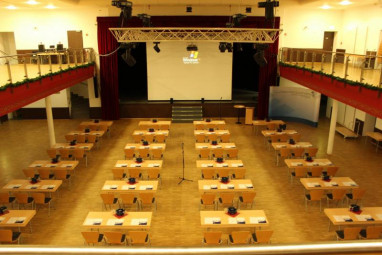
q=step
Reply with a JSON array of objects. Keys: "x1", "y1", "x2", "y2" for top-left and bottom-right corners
[
  {"x1": 172, "y1": 118, "x2": 202, "y2": 123},
  {"x1": 172, "y1": 109, "x2": 203, "y2": 113},
  {"x1": 172, "y1": 115, "x2": 203, "y2": 119}
]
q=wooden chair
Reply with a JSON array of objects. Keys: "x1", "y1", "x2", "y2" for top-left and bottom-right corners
[
  {"x1": 112, "y1": 168, "x2": 126, "y2": 180},
  {"x1": 65, "y1": 134, "x2": 76, "y2": 142},
  {"x1": 195, "y1": 134, "x2": 206, "y2": 143},
  {"x1": 199, "y1": 148, "x2": 210, "y2": 159},
  {"x1": 32, "y1": 192, "x2": 53, "y2": 216},
  {"x1": 76, "y1": 134, "x2": 86, "y2": 143},
  {"x1": 216, "y1": 124, "x2": 226, "y2": 130},
  {"x1": 252, "y1": 230, "x2": 273, "y2": 244},
  {"x1": 277, "y1": 148, "x2": 290, "y2": 166},
  {"x1": 207, "y1": 133, "x2": 218, "y2": 142},
  {"x1": 290, "y1": 147, "x2": 305, "y2": 158},
  {"x1": 346, "y1": 188, "x2": 366, "y2": 206},
  {"x1": 53, "y1": 169, "x2": 72, "y2": 188},
  {"x1": 72, "y1": 148, "x2": 87, "y2": 167},
  {"x1": 138, "y1": 148, "x2": 150, "y2": 159},
  {"x1": 266, "y1": 123, "x2": 277, "y2": 130},
  {"x1": 132, "y1": 134, "x2": 142, "y2": 143},
  {"x1": 307, "y1": 167, "x2": 323, "y2": 177},
  {"x1": 201, "y1": 168, "x2": 215, "y2": 179},
  {"x1": 89, "y1": 124, "x2": 99, "y2": 131},
  {"x1": 77, "y1": 124, "x2": 88, "y2": 131},
  {"x1": 81, "y1": 231, "x2": 104, "y2": 245},
  {"x1": 327, "y1": 189, "x2": 346, "y2": 207},
  {"x1": 336, "y1": 227, "x2": 361, "y2": 241},
  {"x1": 128, "y1": 168, "x2": 142, "y2": 179},
  {"x1": 195, "y1": 124, "x2": 205, "y2": 130},
  {"x1": 238, "y1": 191, "x2": 256, "y2": 209},
  {"x1": 305, "y1": 147, "x2": 318, "y2": 158},
  {"x1": 267, "y1": 135, "x2": 280, "y2": 150},
  {"x1": 0, "y1": 229, "x2": 21, "y2": 244},
  {"x1": 216, "y1": 168, "x2": 230, "y2": 179},
  {"x1": 15, "y1": 193, "x2": 34, "y2": 209},
  {"x1": 104, "y1": 231, "x2": 127, "y2": 245},
  {"x1": 87, "y1": 134, "x2": 98, "y2": 148},
  {"x1": 0, "y1": 192, "x2": 16, "y2": 208},
  {"x1": 38, "y1": 168, "x2": 55, "y2": 180},
  {"x1": 120, "y1": 193, "x2": 138, "y2": 211},
  {"x1": 200, "y1": 193, "x2": 216, "y2": 210},
  {"x1": 326, "y1": 166, "x2": 339, "y2": 177},
  {"x1": 155, "y1": 134, "x2": 166, "y2": 143},
  {"x1": 23, "y1": 168, "x2": 36, "y2": 179},
  {"x1": 226, "y1": 148, "x2": 239, "y2": 159},
  {"x1": 128, "y1": 231, "x2": 150, "y2": 246},
  {"x1": 228, "y1": 231, "x2": 252, "y2": 245},
  {"x1": 206, "y1": 123, "x2": 216, "y2": 130},
  {"x1": 279, "y1": 134, "x2": 289, "y2": 142},
  {"x1": 124, "y1": 148, "x2": 135, "y2": 159},
  {"x1": 359, "y1": 226, "x2": 382, "y2": 239},
  {"x1": 232, "y1": 168, "x2": 246, "y2": 179},
  {"x1": 211, "y1": 148, "x2": 224, "y2": 158},
  {"x1": 202, "y1": 231, "x2": 223, "y2": 245},
  {"x1": 147, "y1": 168, "x2": 161, "y2": 187},
  {"x1": 218, "y1": 193, "x2": 235, "y2": 208},
  {"x1": 47, "y1": 148, "x2": 57, "y2": 159},
  {"x1": 159, "y1": 124, "x2": 170, "y2": 130},
  {"x1": 58, "y1": 148, "x2": 72, "y2": 160},
  {"x1": 290, "y1": 167, "x2": 307, "y2": 183},
  {"x1": 99, "y1": 125, "x2": 110, "y2": 136},
  {"x1": 100, "y1": 193, "x2": 119, "y2": 210},
  {"x1": 290, "y1": 133, "x2": 301, "y2": 142},
  {"x1": 220, "y1": 133, "x2": 230, "y2": 143},
  {"x1": 139, "y1": 193, "x2": 156, "y2": 211},
  {"x1": 143, "y1": 134, "x2": 155, "y2": 143},
  {"x1": 305, "y1": 190, "x2": 324, "y2": 211},
  {"x1": 151, "y1": 148, "x2": 163, "y2": 160}
]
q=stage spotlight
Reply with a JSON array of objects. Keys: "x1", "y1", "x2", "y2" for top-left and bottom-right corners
[
  {"x1": 232, "y1": 13, "x2": 247, "y2": 27},
  {"x1": 120, "y1": 43, "x2": 136, "y2": 67},
  {"x1": 258, "y1": 0, "x2": 279, "y2": 21},
  {"x1": 187, "y1": 44, "x2": 197, "y2": 51},
  {"x1": 153, "y1": 42, "x2": 160, "y2": 53},
  {"x1": 112, "y1": 0, "x2": 133, "y2": 20},
  {"x1": 226, "y1": 43, "x2": 233, "y2": 52},
  {"x1": 253, "y1": 44, "x2": 268, "y2": 67},
  {"x1": 245, "y1": 7, "x2": 252, "y2": 13},
  {"x1": 219, "y1": 42, "x2": 226, "y2": 53},
  {"x1": 186, "y1": 6, "x2": 192, "y2": 12},
  {"x1": 138, "y1": 13, "x2": 151, "y2": 27}
]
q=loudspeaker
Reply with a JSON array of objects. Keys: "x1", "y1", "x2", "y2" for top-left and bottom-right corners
[
  {"x1": 170, "y1": 98, "x2": 173, "y2": 104},
  {"x1": 201, "y1": 98, "x2": 205, "y2": 104},
  {"x1": 93, "y1": 76, "x2": 99, "y2": 98}
]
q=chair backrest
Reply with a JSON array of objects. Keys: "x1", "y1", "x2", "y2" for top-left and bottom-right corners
[
  {"x1": 220, "y1": 134, "x2": 230, "y2": 143},
  {"x1": 309, "y1": 190, "x2": 324, "y2": 201},
  {"x1": 147, "y1": 168, "x2": 160, "y2": 180},
  {"x1": 138, "y1": 148, "x2": 150, "y2": 158},
  {"x1": 47, "y1": 148, "x2": 57, "y2": 159},
  {"x1": 23, "y1": 168, "x2": 35, "y2": 178},
  {"x1": 0, "y1": 230, "x2": 13, "y2": 242},
  {"x1": 204, "y1": 231, "x2": 222, "y2": 244},
  {"x1": 89, "y1": 124, "x2": 99, "y2": 131},
  {"x1": 280, "y1": 148, "x2": 290, "y2": 157},
  {"x1": 159, "y1": 124, "x2": 170, "y2": 130},
  {"x1": 129, "y1": 231, "x2": 148, "y2": 245},
  {"x1": 309, "y1": 167, "x2": 323, "y2": 177},
  {"x1": 290, "y1": 133, "x2": 301, "y2": 142},
  {"x1": 195, "y1": 134, "x2": 205, "y2": 143},
  {"x1": 32, "y1": 193, "x2": 46, "y2": 204},
  {"x1": 129, "y1": 168, "x2": 142, "y2": 179},
  {"x1": 104, "y1": 231, "x2": 124, "y2": 244},
  {"x1": 352, "y1": 188, "x2": 366, "y2": 200},
  {"x1": 326, "y1": 166, "x2": 339, "y2": 177},
  {"x1": 206, "y1": 123, "x2": 216, "y2": 129},
  {"x1": 216, "y1": 124, "x2": 226, "y2": 130},
  {"x1": 365, "y1": 226, "x2": 382, "y2": 239},
  {"x1": 233, "y1": 168, "x2": 246, "y2": 179},
  {"x1": 124, "y1": 148, "x2": 135, "y2": 159},
  {"x1": 81, "y1": 231, "x2": 101, "y2": 244},
  {"x1": 294, "y1": 167, "x2": 307, "y2": 178},
  {"x1": 279, "y1": 134, "x2": 289, "y2": 142},
  {"x1": 207, "y1": 134, "x2": 218, "y2": 142},
  {"x1": 65, "y1": 134, "x2": 75, "y2": 142},
  {"x1": 0, "y1": 193, "x2": 10, "y2": 204},
  {"x1": 241, "y1": 191, "x2": 256, "y2": 203},
  {"x1": 226, "y1": 148, "x2": 239, "y2": 159},
  {"x1": 155, "y1": 134, "x2": 166, "y2": 143},
  {"x1": 144, "y1": 134, "x2": 155, "y2": 143},
  {"x1": 112, "y1": 168, "x2": 125, "y2": 179},
  {"x1": 267, "y1": 123, "x2": 276, "y2": 130},
  {"x1": 72, "y1": 148, "x2": 85, "y2": 159},
  {"x1": 212, "y1": 148, "x2": 224, "y2": 158},
  {"x1": 120, "y1": 193, "x2": 136, "y2": 205},
  {"x1": 270, "y1": 135, "x2": 279, "y2": 143},
  {"x1": 201, "y1": 168, "x2": 215, "y2": 179},
  {"x1": 231, "y1": 231, "x2": 251, "y2": 244},
  {"x1": 220, "y1": 193, "x2": 235, "y2": 204},
  {"x1": 77, "y1": 124, "x2": 87, "y2": 131},
  {"x1": 100, "y1": 193, "x2": 115, "y2": 205},
  {"x1": 291, "y1": 147, "x2": 305, "y2": 157},
  {"x1": 87, "y1": 134, "x2": 97, "y2": 143},
  {"x1": 140, "y1": 193, "x2": 155, "y2": 205},
  {"x1": 201, "y1": 193, "x2": 215, "y2": 205},
  {"x1": 59, "y1": 149, "x2": 71, "y2": 160},
  {"x1": 199, "y1": 148, "x2": 210, "y2": 159},
  {"x1": 254, "y1": 230, "x2": 273, "y2": 244},
  {"x1": 195, "y1": 124, "x2": 205, "y2": 130},
  {"x1": 38, "y1": 169, "x2": 52, "y2": 180},
  {"x1": 15, "y1": 193, "x2": 29, "y2": 204},
  {"x1": 151, "y1": 149, "x2": 163, "y2": 159},
  {"x1": 306, "y1": 147, "x2": 318, "y2": 157},
  {"x1": 53, "y1": 169, "x2": 69, "y2": 180},
  {"x1": 132, "y1": 134, "x2": 142, "y2": 143},
  {"x1": 332, "y1": 189, "x2": 346, "y2": 200},
  {"x1": 217, "y1": 168, "x2": 230, "y2": 178},
  {"x1": 76, "y1": 134, "x2": 86, "y2": 143},
  {"x1": 343, "y1": 227, "x2": 362, "y2": 240},
  {"x1": 98, "y1": 125, "x2": 109, "y2": 132}
]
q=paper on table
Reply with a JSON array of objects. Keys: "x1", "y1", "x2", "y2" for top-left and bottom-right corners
[
  {"x1": 107, "y1": 219, "x2": 124, "y2": 226},
  {"x1": 291, "y1": 162, "x2": 303, "y2": 166},
  {"x1": 355, "y1": 215, "x2": 372, "y2": 221},
  {"x1": 6, "y1": 184, "x2": 21, "y2": 189},
  {"x1": 250, "y1": 217, "x2": 266, "y2": 223},
  {"x1": 236, "y1": 217, "x2": 245, "y2": 223},
  {"x1": 116, "y1": 164, "x2": 128, "y2": 167},
  {"x1": 307, "y1": 182, "x2": 320, "y2": 187},
  {"x1": 122, "y1": 185, "x2": 129, "y2": 190},
  {"x1": 103, "y1": 185, "x2": 111, "y2": 190},
  {"x1": 41, "y1": 185, "x2": 55, "y2": 189},
  {"x1": 146, "y1": 185, "x2": 153, "y2": 190},
  {"x1": 343, "y1": 182, "x2": 357, "y2": 186},
  {"x1": 7, "y1": 217, "x2": 26, "y2": 224},
  {"x1": 139, "y1": 186, "x2": 147, "y2": 190},
  {"x1": 153, "y1": 164, "x2": 160, "y2": 167},
  {"x1": 220, "y1": 184, "x2": 228, "y2": 189},
  {"x1": 238, "y1": 184, "x2": 247, "y2": 189},
  {"x1": 26, "y1": 185, "x2": 40, "y2": 189},
  {"x1": 61, "y1": 164, "x2": 73, "y2": 168},
  {"x1": 148, "y1": 164, "x2": 154, "y2": 167},
  {"x1": 84, "y1": 218, "x2": 103, "y2": 225},
  {"x1": 228, "y1": 218, "x2": 237, "y2": 224},
  {"x1": 131, "y1": 218, "x2": 148, "y2": 226},
  {"x1": 29, "y1": 164, "x2": 42, "y2": 167},
  {"x1": 204, "y1": 217, "x2": 214, "y2": 224},
  {"x1": 0, "y1": 217, "x2": 5, "y2": 222},
  {"x1": 203, "y1": 185, "x2": 210, "y2": 190}
]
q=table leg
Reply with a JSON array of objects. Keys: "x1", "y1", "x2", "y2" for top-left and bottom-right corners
[{"x1": 236, "y1": 109, "x2": 241, "y2": 124}]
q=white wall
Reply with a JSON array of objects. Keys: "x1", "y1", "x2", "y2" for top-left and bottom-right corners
[
  {"x1": 0, "y1": 32, "x2": 17, "y2": 65},
  {"x1": 71, "y1": 82, "x2": 89, "y2": 99},
  {"x1": 23, "y1": 88, "x2": 69, "y2": 108}
]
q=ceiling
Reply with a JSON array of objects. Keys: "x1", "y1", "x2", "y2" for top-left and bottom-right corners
[{"x1": 0, "y1": 0, "x2": 380, "y2": 10}]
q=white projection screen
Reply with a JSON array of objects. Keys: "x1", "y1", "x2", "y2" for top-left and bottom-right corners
[{"x1": 147, "y1": 42, "x2": 233, "y2": 100}]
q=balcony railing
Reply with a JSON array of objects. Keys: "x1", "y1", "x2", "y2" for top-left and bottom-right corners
[
  {"x1": 0, "y1": 48, "x2": 96, "y2": 89},
  {"x1": 279, "y1": 47, "x2": 382, "y2": 88}
]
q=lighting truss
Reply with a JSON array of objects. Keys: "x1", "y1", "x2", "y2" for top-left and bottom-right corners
[{"x1": 109, "y1": 27, "x2": 281, "y2": 43}]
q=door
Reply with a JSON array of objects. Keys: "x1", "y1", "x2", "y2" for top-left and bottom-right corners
[
  {"x1": 67, "y1": 30, "x2": 83, "y2": 64},
  {"x1": 323, "y1": 31, "x2": 335, "y2": 62},
  {"x1": 354, "y1": 119, "x2": 364, "y2": 135}
]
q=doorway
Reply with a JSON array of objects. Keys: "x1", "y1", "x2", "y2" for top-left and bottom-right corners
[
  {"x1": 67, "y1": 30, "x2": 83, "y2": 64},
  {"x1": 323, "y1": 31, "x2": 335, "y2": 62}
]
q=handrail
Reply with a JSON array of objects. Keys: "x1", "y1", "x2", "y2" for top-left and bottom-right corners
[{"x1": 1, "y1": 241, "x2": 382, "y2": 254}]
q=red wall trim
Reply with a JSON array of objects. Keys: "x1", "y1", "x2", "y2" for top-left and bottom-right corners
[
  {"x1": 279, "y1": 66, "x2": 382, "y2": 119},
  {"x1": 0, "y1": 66, "x2": 94, "y2": 117}
]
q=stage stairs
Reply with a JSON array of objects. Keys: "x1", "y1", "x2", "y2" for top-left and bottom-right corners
[{"x1": 171, "y1": 105, "x2": 203, "y2": 123}]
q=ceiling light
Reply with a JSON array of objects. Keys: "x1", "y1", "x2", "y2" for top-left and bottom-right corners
[
  {"x1": 153, "y1": 42, "x2": 160, "y2": 53},
  {"x1": 226, "y1": 43, "x2": 233, "y2": 53},
  {"x1": 320, "y1": 4, "x2": 332, "y2": 9},
  {"x1": 339, "y1": 0, "x2": 352, "y2": 5},
  {"x1": 26, "y1": 0, "x2": 39, "y2": 5},
  {"x1": 186, "y1": 44, "x2": 197, "y2": 51},
  {"x1": 45, "y1": 4, "x2": 57, "y2": 9},
  {"x1": 6, "y1": 5, "x2": 17, "y2": 9}
]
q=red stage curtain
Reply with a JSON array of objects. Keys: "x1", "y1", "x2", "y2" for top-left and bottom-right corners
[{"x1": 97, "y1": 17, "x2": 120, "y2": 120}]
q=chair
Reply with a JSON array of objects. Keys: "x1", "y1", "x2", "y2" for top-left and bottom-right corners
[
  {"x1": 100, "y1": 193, "x2": 119, "y2": 210},
  {"x1": 124, "y1": 148, "x2": 135, "y2": 159},
  {"x1": 216, "y1": 124, "x2": 226, "y2": 130},
  {"x1": 207, "y1": 133, "x2": 218, "y2": 142},
  {"x1": 143, "y1": 134, "x2": 155, "y2": 143},
  {"x1": 81, "y1": 231, "x2": 104, "y2": 245},
  {"x1": 232, "y1": 168, "x2": 246, "y2": 179},
  {"x1": 159, "y1": 124, "x2": 170, "y2": 130},
  {"x1": 151, "y1": 148, "x2": 163, "y2": 160},
  {"x1": 76, "y1": 134, "x2": 86, "y2": 143},
  {"x1": 226, "y1": 148, "x2": 239, "y2": 159},
  {"x1": 89, "y1": 124, "x2": 99, "y2": 131},
  {"x1": 147, "y1": 168, "x2": 161, "y2": 186},
  {"x1": 15, "y1": 193, "x2": 34, "y2": 209},
  {"x1": 38, "y1": 168, "x2": 55, "y2": 180},
  {"x1": 266, "y1": 123, "x2": 277, "y2": 130},
  {"x1": 47, "y1": 148, "x2": 57, "y2": 159},
  {"x1": 195, "y1": 134, "x2": 206, "y2": 143},
  {"x1": 238, "y1": 191, "x2": 256, "y2": 209},
  {"x1": 132, "y1": 134, "x2": 142, "y2": 143},
  {"x1": 53, "y1": 169, "x2": 71, "y2": 188},
  {"x1": 112, "y1": 168, "x2": 127, "y2": 180},
  {"x1": 206, "y1": 123, "x2": 216, "y2": 130},
  {"x1": 139, "y1": 193, "x2": 156, "y2": 211},
  {"x1": 307, "y1": 167, "x2": 323, "y2": 177},
  {"x1": 345, "y1": 188, "x2": 366, "y2": 206},
  {"x1": 128, "y1": 231, "x2": 150, "y2": 246},
  {"x1": 252, "y1": 230, "x2": 273, "y2": 244},
  {"x1": 99, "y1": 125, "x2": 110, "y2": 136},
  {"x1": 65, "y1": 134, "x2": 76, "y2": 142},
  {"x1": 279, "y1": 134, "x2": 289, "y2": 142},
  {"x1": 128, "y1": 168, "x2": 142, "y2": 179},
  {"x1": 32, "y1": 193, "x2": 53, "y2": 216},
  {"x1": 104, "y1": 231, "x2": 127, "y2": 245},
  {"x1": 290, "y1": 167, "x2": 307, "y2": 183},
  {"x1": 290, "y1": 147, "x2": 305, "y2": 158},
  {"x1": 326, "y1": 166, "x2": 339, "y2": 177},
  {"x1": 359, "y1": 226, "x2": 382, "y2": 239},
  {"x1": 277, "y1": 148, "x2": 290, "y2": 166},
  {"x1": 0, "y1": 193, "x2": 16, "y2": 208},
  {"x1": 0, "y1": 230, "x2": 21, "y2": 244},
  {"x1": 212, "y1": 148, "x2": 224, "y2": 158},
  {"x1": 120, "y1": 193, "x2": 138, "y2": 210},
  {"x1": 267, "y1": 135, "x2": 280, "y2": 150},
  {"x1": 218, "y1": 193, "x2": 235, "y2": 208},
  {"x1": 87, "y1": 134, "x2": 98, "y2": 148},
  {"x1": 201, "y1": 168, "x2": 215, "y2": 179},
  {"x1": 195, "y1": 124, "x2": 205, "y2": 130},
  {"x1": 305, "y1": 190, "x2": 324, "y2": 211},
  {"x1": 155, "y1": 134, "x2": 166, "y2": 143},
  {"x1": 138, "y1": 148, "x2": 150, "y2": 159},
  {"x1": 200, "y1": 193, "x2": 216, "y2": 210},
  {"x1": 228, "y1": 231, "x2": 252, "y2": 245},
  {"x1": 202, "y1": 231, "x2": 223, "y2": 245},
  {"x1": 23, "y1": 168, "x2": 37, "y2": 179},
  {"x1": 216, "y1": 168, "x2": 230, "y2": 179},
  {"x1": 199, "y1": 148, "x2": 210, "y2": 159},
  {"x1": 72, "y1": 148, "x2": 87, "y2": 167},
  {"x1": 220, "y1": 133, "x2": 230, "y2": 143},
  {"x1": 305, "y1": 147, "x2": 318, "y2": 158},
  {"x1": 326, "y1": 189, "x2": 346, "y2": 207},
  {"x1": 77, "y1": 124, "x2": 87, "y2": 131},
  {"x1": 290, "y1": 133, "x2": 301, "y2": 142},
  {"x1": 336, "y1": 227, "x2": 361, "y2": 241},
  {"x1": 59, "y1": 148, "x2": 72, "y2": 160}
]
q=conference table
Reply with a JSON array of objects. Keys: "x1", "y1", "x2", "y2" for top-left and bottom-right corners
[
  {"x1": 194, "y1": 130, "x2": 230, "y2": 138},
  {"x1": 198, "y1": 179, "x2": 253, "y2": 193},
  {"x1": 195, "y1": 143, "x2": 237, "y2": 150},
  {"x1": 124, "y1": 143, "x2": 166, "y2": 152},
  {"x1": 261, "y1": 130, "x2": 298, "y2": 137},
  {"x1": 200, "y1": 210, "x2": 269, "y2": 229},
  {"x1": 0, "y1": 210, "x2": 36, "y2": 230},
  {"x1": 83, "y1": 211, "x2": 152, "y2": 230},
  {"x1": 300, "y1": 177, "x2": 358, "y2": 191},
  {"x1": 271, "y1": 142, "x2": 313, "y2": 151},
  {"x1": 284, "y1": 159, "x2": 333, "y2": 169},
  {"x1": 365, "y1": 132, "x2": 382, "y2": 152},
  {"x1": 52, "y1": 143, "x2": 94, "y2": 151},
  {"x1": 193, "y1": 120, "x2": 226, "y2": 128},
  {"x1": 2, "y1": 179, "x2": 62, "y2": 194},
  {"x1": 324, "y1": 207, "x2": 382, "y2": 229},
  {"x1": 252, "y1": 120, "x2": 285, "y2": 134},
  {"x1": 133, "y1": 130, "x2": 169, "y2": 136},
  {"x1": 66, "y1": 130, "x2": 105, "y2": 138},
  {"x1": 80, "y1": 121, "x2": 113, "y2": 128},
  {"x1": 101, "y1": 180, "x2": 158, "y2": 193},
  {"x1": 28, "y1": 160, "x2": 79, "y2": 171},
  {"x1": 197, "y1": 160, "x2": 244, "y2": 169},
  {"x1": 138, "y1": 121, "x2": 171, "y2": 130},
  {"x1": 114, "y1": 160, "x2": 163, "y2": 175}
]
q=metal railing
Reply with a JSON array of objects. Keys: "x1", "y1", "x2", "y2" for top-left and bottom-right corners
[
  {"x1": 279, "y1": 47, "x2": 382, "y2": 88},
  {"x1": 0, "y1": 48, "x2": 95, "y2": 88}
]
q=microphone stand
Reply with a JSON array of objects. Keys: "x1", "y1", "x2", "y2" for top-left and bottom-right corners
[
  {"x1": 178, "y1": 142, "x2": 193, "y2": 184},
  {"x1": 219, "y1": 97, "x2": 222, "y2": 120}
]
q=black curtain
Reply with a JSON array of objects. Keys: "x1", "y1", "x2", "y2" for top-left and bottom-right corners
[{"x1": 232, "y1": 43, "x2": 259, "y2": 91}]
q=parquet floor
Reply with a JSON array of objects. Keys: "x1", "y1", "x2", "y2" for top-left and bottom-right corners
[{"x1": 0, "y1": 117, "x2": 382, "y2": 246}]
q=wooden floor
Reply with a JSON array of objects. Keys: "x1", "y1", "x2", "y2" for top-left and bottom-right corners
[{"x1": 0, "y1": 117, "x2": 382, "y2": 246}]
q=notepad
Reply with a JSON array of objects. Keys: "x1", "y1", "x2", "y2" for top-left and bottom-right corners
[
  {"x1": 204, "y1": 217, "x2": 214, "y2": 224},
  {"x1": 306, "y1": 182, "x2": 320, "y2": 187},
  {"x1": 7, "y1": 217, "x2": 25, "y2": 224},
  {"x1": 276, "y1": 145, "x2": 287, "y2": 148},
  {"x1": 116, "y1": 164, "x2": 128, "y2": 167},
  {"x1": 107, "y1": 219, "x2": 124, "y2": 226},
  {"x1": 84, "y1": 218, "x2": 103, "y2": 225},
  {"x1": 343, "y1": 182, "x2": 357, "y2": 186},
  {"x1": 210, "y1": 185, "x2": 218, "y2": 189},
  {"x1": 203, "y1": 185, "x2": 211, "y2": 190},
  {"x1": 250, "y1": 217, "x2": 267, "y2": 223},
  {"x1": 324, "y1": 182, "x2": 338, "y2": 187},
  {"x1": 131, "y1": 218, "x2": 148, "y2": 226},
  {"x1": 355, "y1": 215, "x2": 373, "y2": 221},
  {"x1": 227, "y1": 184, "x2": 235, "y2": 189},
  {"x1": 26, "y1": 185, "x2": 40, "y2": 189},
  {"x1": 236, "y1": 217, "x2": 246, "y2": 224},
  {"x1": 153, "y1": 164, "x2": 160, "y2": 167},
  {"x1": 29, "y1": 164, "x2": 42, "y2": 167},
  {"x1": 42, "y1": 185, "x2": 55, "y2": 189},
  {"x1": 238, "y1": 184, "x2": 247, "y2": 189},
  {"x1": 220, "y1": 184, "x2": 228, "y2": 189},
  {"x1": 228, "y1": 218, "x2": 237, "y2": 224},
  {"x1": 333, "y1": 215, "x2": 352, "y2": 222},
  {"x1": 6, "y1": 184, "x2": 21, "y2": 189},
  {"x1": 45, "y1": 164, "x2": 57, "y2": 168},
  {"x1": 128, "y1": 185, "x2": 136, "y2": 190},
  {"x1": 291, "y1": 162, "x2": 303, "y2": 166},
  {"x1": 246, "y1": 184, "x2": 254, "y2": 188},
  {"x1": 61, "y1": 164, "x2": 73, "y2": 168},
  {"x1": 146, "y1": 185, "x2": 153, "y2": 190}
]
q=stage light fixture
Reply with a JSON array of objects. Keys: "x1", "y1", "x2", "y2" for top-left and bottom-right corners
[
  {"x1": 186, "y1": 6, "x2": 192, "y2": 12},
  {"x1": 120, "y1": 43, "x2": 136, "y2": 67},
  {"x1": 232, "y1": 13, "x2": 247, "y2": 27},
  {"x1": 258, "y1": 0, "x2": 279, "y2": 21},
  {"x1": 253, "y1": 44, "x2": 268, "y2": 67},
  {"x1": 138, "y1": 13, "x2": 151, "y2": 27},
  {"x1": 187, "y1": 44, "x2": 197, "y2": 51},
  {"x1": 245, "y1": 7, "x2": 252, "y2": 13},
  {"x1": 226, "y1": 43, "x2": 233, "y2": 52},
  {"x1": 219, "y1": 42, "x2": 227, "y2": 53},
  {"x1": 112, "y1": 0, "x2": 133, "y2": 20},
  {"x1": 153, "y1": 42, "x2": 160, "y2": 53}
]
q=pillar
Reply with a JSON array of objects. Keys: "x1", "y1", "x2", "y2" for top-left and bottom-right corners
[
  {"x1": 327, "y1": 99, "x2": 338, "y2": 154},
  {"x1": 45, "y1": 96, "x2": 56, "y2": 147}
]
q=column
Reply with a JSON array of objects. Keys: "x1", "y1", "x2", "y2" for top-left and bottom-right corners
[
  {"x1": 327, "y1": 99, "x2": 338, "y2": 154},
  {"x1": 45, "y1": 96, "x2": 56, "y2": 147}
]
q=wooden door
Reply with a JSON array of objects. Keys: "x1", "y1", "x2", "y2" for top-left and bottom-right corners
[
  {"x1": 67, "y1": 31, "x2": 83, "y2": 64},
  {"x1": 323, "y1": 32, "x2": 335, "y2": 62}
]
